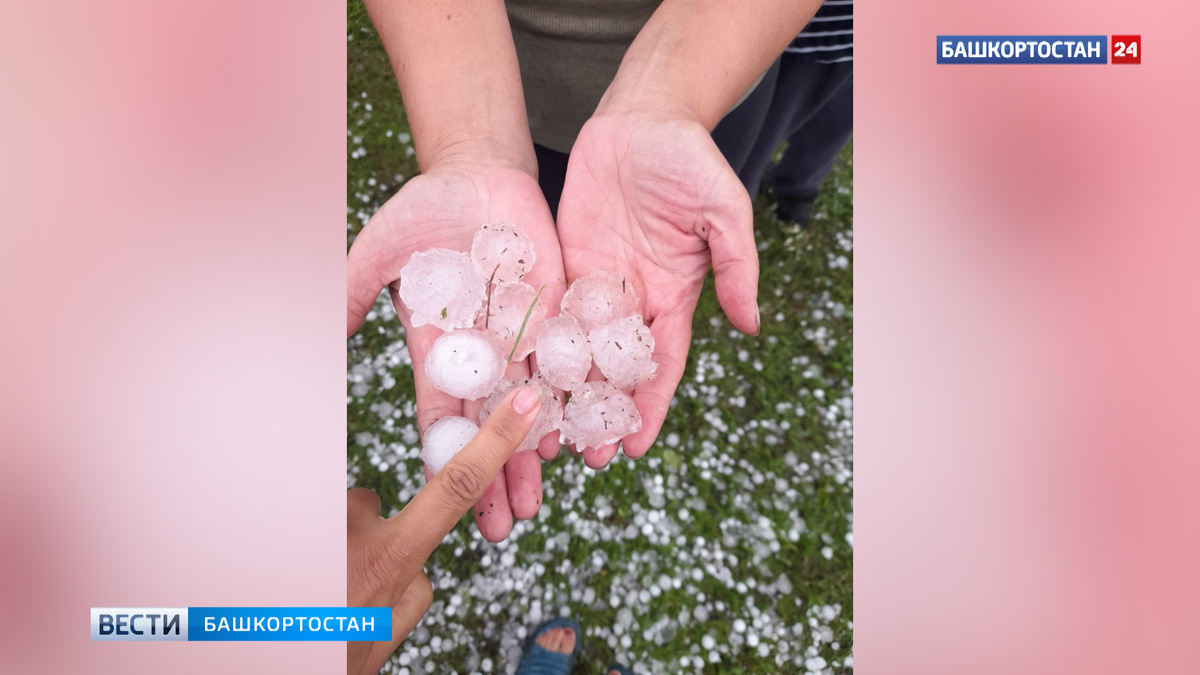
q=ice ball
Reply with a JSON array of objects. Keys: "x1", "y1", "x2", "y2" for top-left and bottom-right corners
[
  {"x1": 479, "y1": 373, "x2": 564, "y2": 451},
  {"x1": 424, "y1": 330, "x2": 506, "y2": 400},
  {"x1": 559, "y1": 381, "x2": 641, "y2": 451},
  {"x1": 471, "y1": 220, "x2": 536, "y2": 286},
  {"x1": 486, "y1": 281, "x2": 546, "y2": 361},
  {"x1": 588, "y1": 314, "x2": 656, "y2": 390},
  {"x1": 534, "y1": 314, "x2": 592, "y2": 392},
  {"x1": 398, "y1": 248, "x2": 486, "y2": 330},
  {"x1": 561, "y1": 270, "x2": 639, "y2": 332},
  {"x1": 421, "y1": 416, "x2": 479, "y2": 475}
]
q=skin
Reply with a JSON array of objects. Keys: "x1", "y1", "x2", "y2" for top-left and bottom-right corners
[
  {"x1": 347, "y1": 163, "x2": 566, "y2": 541},
  {"x1": 557, "y1": 0, "x2": 821, "y2": 465},
  {"x1": 347, "y1": 385, "x2": 542, "y2": 674},
  {"x1": 350, "y1": 1, "x2": 560, "y2": 541},
  {"x1": 350, "y1": 0, "x2": 822, "y2": 541},
  {"x1": 533, "y1": 627, "x2": 624, "y2": 675}
]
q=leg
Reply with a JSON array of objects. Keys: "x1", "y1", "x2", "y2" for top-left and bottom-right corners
[
  {"x1": 710, "y1": 58, "x2": 781, "y2": 181},
  {"x1": 765, "y1": 61, "x2": 853, "y2": 222},
  {"x1": 741, "y1": 58, "x2": 853, "y2": 201}
]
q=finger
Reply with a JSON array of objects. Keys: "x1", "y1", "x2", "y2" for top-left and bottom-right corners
[
  {"x1": 518, "y1": 214, "x2": 568, "y2": 329},
  {"x1": 347, "y1": 216, "x2": 396, "y2": 338},
  {"x1": 492, "y1": 359, "x2": 544, "y2": 521},
  {"x1": 536, "y1": 429, "x2": 563, "y2": 461},
  {"x1": 622, "y1": 311, "x2": 693, "y2": 459},
  {"x1": 390, "y1": 572, "x2": 433, "y2": 642},
  {"x1": 352, "y1": 573, "x2": 433, "y2": 675},
  {"x1": 347, "y1": 488, "x2": 383, "y2": 532},
  {"x1": 504, "y1": 449, "x2": 544, "y2": 520},
  {"x1": 527, "y1": 352, "x2": 565, "y2": 461},
  {"x1": 473, "y1": 466, "x2": 514, "y2": 542},
  {"x1": 583, "y1": 443, "x2": 619, "y2": 469},
  {"x1": 384, "y1": 386, "x2": 541, "y2": 584},
  {"x1": 388, "y1": 286, "x2": 467, "y2": 435},
  {"x1": 702, "y1": 170, "x2": 760, "y2": 335}
]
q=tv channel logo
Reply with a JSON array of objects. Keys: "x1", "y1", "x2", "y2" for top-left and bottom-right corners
[
  {"x1": 91, "y1": 607, "x2": 391, "y2": 641},
  {"x1": 91, "y1": 608, "x2": 188, "y2": 641},
  {"x1": 937, "y1": 35, "x2": 1142, "y2": 65}
]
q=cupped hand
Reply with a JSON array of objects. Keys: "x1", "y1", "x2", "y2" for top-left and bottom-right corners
[
  {"x1": 556, "y1": 113, "x2": 760, "y2": 467},
  {"x1": 347, "y1": 162, "x2": 566, "y2": 541},
  {"x1": 347, "y1": 385, "x2": 541, "y2": 674}
]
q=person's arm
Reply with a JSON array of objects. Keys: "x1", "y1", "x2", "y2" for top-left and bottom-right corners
[
  {"x1": 554, "y1": 2, "x2": 822, "y2": 466},
  {"x1": 347, "y1": 386, "x2": 541, "y2": 674},
  {"x1": 596, "y1": 0, "x2": 822, "y2": 127},
  {"x1": 363, "y1": 0, "x2": 536, "y2": 175},
  {"x1": 349, "y1": 1, "x2": 566, "y2": 542}
]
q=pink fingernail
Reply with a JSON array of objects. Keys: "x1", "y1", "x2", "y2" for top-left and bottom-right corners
[{"x1": 512, "y1": 386, "x2": 539, "y2": 415}]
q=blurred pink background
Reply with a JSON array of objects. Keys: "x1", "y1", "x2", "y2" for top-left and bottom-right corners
[
  {"x1": 858, "y1": 1, "x2": 1200, "y2": 674},
  {"x1": 0, "y1": 1, "x2": 345, "y2": 673}
]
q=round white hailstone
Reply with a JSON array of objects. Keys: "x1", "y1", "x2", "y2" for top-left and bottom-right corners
[
  {"x1": 398, "y1": 249, "x2": 486, "y2": 330},
  {"x1": 479, "y1": 374, "x2": 564, "y2": 451},
  {"x1": 471, "y1": 220, "x2": 536, "y2": 285},
  {"x1": 588, "y1": 314, "x2": 656, "y2": 390},
  {"x1": 561, "y1": 270, "x2": 639, "y2": 331},
  {"x1": 485, "y1": 281, "x2": 546, "y2": 361},
  {"x1": 421, "y1": 416, "x2": 478, "y2": 475},
  {"x1": 559, "y1": 381, "x2": 641, "y2": 450},
  {"x1": 534, "y1": 314, "x2": 592, "y2": 392},
  {"x1": 424, "y1": 330, "x2": 506, "y2": 400}
]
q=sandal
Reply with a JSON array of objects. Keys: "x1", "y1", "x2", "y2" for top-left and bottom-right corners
[{"x1": 515, "y1": 617, "x2": 582, "y2": 675}]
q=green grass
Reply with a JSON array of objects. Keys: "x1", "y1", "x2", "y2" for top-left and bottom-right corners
[{"x1": 347, "y1": 6, "x2": 852, "y2": 673}]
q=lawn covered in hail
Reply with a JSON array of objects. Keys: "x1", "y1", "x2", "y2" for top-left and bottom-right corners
[{"x1": 347, "y1": 5, "x2": 853, "y2": 673}]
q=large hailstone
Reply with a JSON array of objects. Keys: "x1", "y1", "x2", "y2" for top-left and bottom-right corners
[
  {"x1": 486, "y1": 281, "x2": 546, "y2": 361},
  {"x1": 421, "y1": 416, "x2": 478, "y2": 474},
  {"x1": 478, "y1": 373, "x2": 564, "y2": 451},
  {"x1": 534, "y1": 314, "x2": 592, "y2": 392},
  {"x1": 560, "y1": 270, "x2": 639, "y2": 332},
  {"x1": 398, "y1": 249, "x2": 486, "y2": 330},
  {"x1": 471, "y1": 220, "x2": 536, "y2": 286},
  {"x1": 424, "y1": 330, "x2": 506, "y2": 400},
  {"x1": 559, "y1": 381, "x2": 641, "y2": 451},
  {"x1": 588, "y1": 314, "x2": 656, "y2": 390}
]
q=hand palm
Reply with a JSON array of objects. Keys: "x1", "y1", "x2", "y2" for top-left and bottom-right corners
[
  {"x1": 557, "y1": 115, "x2": 760, "y2": 466},
  {"x1": 348, "y1": 164, "x2": 566, "y2": 541}
]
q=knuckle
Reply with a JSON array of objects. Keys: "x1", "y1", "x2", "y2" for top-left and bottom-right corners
[
  {"x1": 346, "y1": 488, "x2": 382, "y2": 525},
  {"x1": 483, "y1": 409, "x2": 527, "y2": 446},
  {"x1": 411, "y1": 574, "x2": 434, "y2": 613},
  {"x1": 437, "y1": 460, "x2": 490, "y2": 506}
]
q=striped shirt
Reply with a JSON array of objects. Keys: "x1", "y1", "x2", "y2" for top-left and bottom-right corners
[{"x1": 788, "y1": 0, "x2": 853, "y2": 63}]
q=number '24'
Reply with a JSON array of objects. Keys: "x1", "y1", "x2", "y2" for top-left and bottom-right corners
[{"x1": 1114, "y1": 41, "x2": 1138, "y2": 58}]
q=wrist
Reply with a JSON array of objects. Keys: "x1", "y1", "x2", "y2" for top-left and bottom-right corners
[
  {"x1": 594, "y1": 54, "x2": 710, "y2": 128},
  {"x1": 420, "y1": 134, "x2": 538, "y2": 179}
]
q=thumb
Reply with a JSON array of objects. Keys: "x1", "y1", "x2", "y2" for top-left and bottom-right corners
[
  {"x1": 346, "y1": 218, "x2": 394, "y2": 338},
  {"x1": 704, "y1": 171, "x2": 760, "y2": 335}
]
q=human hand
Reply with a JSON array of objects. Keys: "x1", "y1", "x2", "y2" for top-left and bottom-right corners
[
  {"x1": 556, "y1": 112, "x2": 760, "y2": 467},
  {"x1": 346, "y1": 385, "x2": 542, "y2": 674},
  {"x1": 347, "y1": 162, "x2": 566, "y2": 541}
]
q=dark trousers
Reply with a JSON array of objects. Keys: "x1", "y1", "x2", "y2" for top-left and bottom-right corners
[
  {"x1": 534, "y1": 55, "x2": 852, "y2": 219},
  {"x1": 712, "y1": 55, "x2": 853, "y2": 204}
]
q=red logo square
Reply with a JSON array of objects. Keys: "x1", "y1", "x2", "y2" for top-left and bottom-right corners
[{"x1": 1112, "y1": 35, "x2": 1141, "y2": 64}]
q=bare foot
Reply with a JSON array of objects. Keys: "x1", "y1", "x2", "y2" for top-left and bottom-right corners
[{"x1": 534, "y1": 626, "x2": 576, "y2": 654}]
